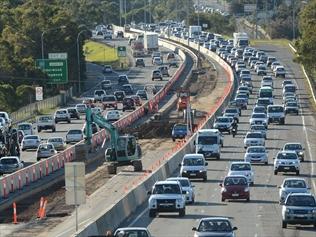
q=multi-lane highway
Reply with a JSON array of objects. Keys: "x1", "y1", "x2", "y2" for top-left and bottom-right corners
[
  {"x1": 19, "y1": 40, "x2": 182, "y2": 167},
  {"x1": 121, "y1": 44, "x2": 316, "y2": 237}
]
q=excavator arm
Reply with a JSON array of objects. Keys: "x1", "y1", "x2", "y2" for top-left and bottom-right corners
[{"x1": 84, "y1": 107, "x2": 119, "y2": 150}]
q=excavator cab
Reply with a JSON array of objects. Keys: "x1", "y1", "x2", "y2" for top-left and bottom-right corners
[{"x1": 177, "y1": 89, "x2": 190, "y2": 111}]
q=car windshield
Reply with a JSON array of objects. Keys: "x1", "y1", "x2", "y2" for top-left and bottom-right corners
[
  {"x1": 39, "y1": 116, "x2": 52, "y2": 122},
  {"x1": 68, "y1": 130, "x2": 82, "y2": 134},
  {"x1": 0, "y1": 158, "x2": 18, "y2": 165},
  {"x1": 286, "y1": 102, "x2": 297, "y2": 107},
  {"x1": 237, "y1": 94, "x2": 247, "y2": 99},
  {"x1": 248, "y1": 147, "x2": 265, "y2": 153},
  {"x1": 198, "y1": 136, "x2": 218, "y2": 145},
  {"x1": 57, "y1": 110, "x2": 66, "y2": 114},
  {"x1": 198, "y1": 219, "x2": 232, "y2": 232},
  {"x1": 252, "y1": 114, "x2": 266, "y2": 118},
  {"x1": 286, "y1": 196, "x2": 316, "y2": 207},
  {"x1": 254, "y1": 107, "x2": 265, "y2": 113},
  {"x1": 95, "y1": 91, "x2": 105, "y2": 96},
  {"x1": 39, "y1": 144, "x2": 53, "y2": 150},
  {"x1": 18, "y1": 124, "x2": 31, "y2": 130},
  {"x1": 224, "y1": 177, "x2": 247, "y2": 186},
  {"x1": 102, "y1": 81, "x2": 110, "y2": 85},
  {"x1": 179, "y1": 179, "x2": 190, "y2": 187},
  {"x1": 174, "y1": 125, "x2": 186, "y2": 130},
  {"x1": 103, "y1": 96, "x2": 116, "y2": 101},
  {"x1": 48, "y1": 138, "x2": 62, "y2": 143},
  {"x1": 277, "y1": 152, "x2": 298, "y2": 160},
  {"x1": 114, "y1": 230, "x2": 149, "y2": 237},
  {"x1": 153, "y1": 184, "x2": 181, "y2": 194},
  {"x1": 268, "y1": 106, "x2": 283, "y2": 112},
  {"x1": 284, "y1": 144, "x2": 302, "y2": 150},
  {"x1": 225, "y1": 109, "x2": 237, "y2": 114},
  {"x1": 217, "y1": 117, "x2": 231, "y2": 123},
  {"x1": 246, "y1": 133, "x2": 262, "y2": 138},
  {"x1": 183, "y1": 158, "x2": 204, "y2": 166},
  {"x1": 251, "y1": 125, "x2": 265, "y2": 131},
  {"x1": 67, "y1": 109, "x2": 76, "y2": 113},
  {"x1": 25, "y1": 136, "x2": 38, "y2": 140},
  {"x1": 76, "y1": 105, "x2": 86, "y2": 109},
  {"x1": 284, "y1": 180, "x2": 307, "y2": 188},
  {"x1": 231, "y1": 163, "x2": 251, "y2": 171}
]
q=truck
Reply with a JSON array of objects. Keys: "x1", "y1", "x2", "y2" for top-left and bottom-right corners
[
  {"x1": 143, "y1": 32, "x2": 159, "y2": 53},
  {"x1": 233, "y1": 32, "x2": 249, "y2": 48},
  {"x1": 131, "y1": 40, "x2": 145, "y2": 57},
  {"x1": 84, "y1": 107, "x2": 142, "y2": 174},
  {"x1": 189, "y1": 25, "x2": 202, "y2": 39},
  {"x1": 194, "y1": 129, "x2": 223, "y2": 159}
]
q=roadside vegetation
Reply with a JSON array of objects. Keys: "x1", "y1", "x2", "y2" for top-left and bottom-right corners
[{"x1": 84, "y1": 41, "x2": 118, "y2": 64}]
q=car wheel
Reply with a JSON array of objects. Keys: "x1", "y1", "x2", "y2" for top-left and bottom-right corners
[
  {"x1": 250, "y1": 182, "x2": 254, "y2": 186},
  {"x1": 265, "y1": 161, "x2": 268, "y2": 165},
  {"x1": 246, "y1": 197, "x2": 250, "y2": 202},
  {"x1": 52, "y1": 127, "x2": 56, "y2": 132},
  {"x1": 55, "y1": 120, "x2": 58, "y2": 124},
  {"x1": 203, "y1": 176, "x2": 207, "y2": 182},
  {"x1": 38, "y1": 129, "x2": 41, "y2": 133},
  {"x1": 301, "y1": 158, "x2": 304, "y2": 162},
  {"x1": 22, "y1": 148, "x2": 25, "y2": 151},
  {"x1": 274, "y1": 170, "x2": 278, "y2": 175},
  {"x1": 172, "y1": 138, "x2": 175, "y2": 142},
  {"x1": 68, "y1": 120, "x2": 71, "y2": 123},
  {"x1": 179, "y1": 208, "x2": 185, "y2": 217},
  {"x1": 282, "y1": 221, "x2": 287, "y2": 228},
  {"x1": 149, "y1": 209, "x2": 156, "y2": 218},
  {"x1": 296, "y1": 170, "x2": 300, "y2": 176},
  {"x1": 221, "y1": 197, "x2": 225, "y2": 202}
]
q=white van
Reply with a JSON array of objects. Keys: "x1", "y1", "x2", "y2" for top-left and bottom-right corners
[
  {"x1": 18, "y1": 122, "x2": 34, "y2": 136},
  {"x1": 180, "y1": 154, "x2": 208, "y2": 181},
  {"x1": 195, "y1": 129, "x2": 222, "y2": 159}
]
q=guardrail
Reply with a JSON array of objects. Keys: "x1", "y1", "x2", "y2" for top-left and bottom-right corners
[
  {"x1": 75, "y1": 32, "x2": 236, "y2": 236},
  {"x1": 0, "y1": 35, "x2": 188, "y2": 202}
]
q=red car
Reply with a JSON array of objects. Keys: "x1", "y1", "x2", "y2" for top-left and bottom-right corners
[{"x1": 220, "y1": 175, "x2": 250, "y2": 202}]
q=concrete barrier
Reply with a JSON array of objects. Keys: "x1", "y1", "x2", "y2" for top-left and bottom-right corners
[
  {"x1": 74, "y1": 31, "x2": 236, "y2": 237},
  {"x1": 0, "y1": 33, "x2": 189, "y2": 205}
]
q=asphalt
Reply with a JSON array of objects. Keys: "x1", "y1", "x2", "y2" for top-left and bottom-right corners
[
  {"x1": 121, "y1": 44, "x2": 316, "y2": 237},
  {"x1": 18, "y1": 40, "x2": 182, "y2": 167}
]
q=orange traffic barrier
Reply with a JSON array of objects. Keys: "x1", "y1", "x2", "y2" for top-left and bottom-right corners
[
  {"x1": 37, "y1": 197, "x2": 44, "y2": 218},
  {"x1": 13, "y1": 202, "x2": 18, "y2": 224},
  {"x1": 39, "y1": 199, "x2": 48, "y2": 219}
]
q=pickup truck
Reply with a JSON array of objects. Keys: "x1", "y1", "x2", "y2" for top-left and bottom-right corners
[{"x1": 37, "y1": 115, "x2": 56, "y2": 132}]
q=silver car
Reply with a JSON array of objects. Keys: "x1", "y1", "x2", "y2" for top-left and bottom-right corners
[
  {"x1": 282, "y1": 143, "x2": 304, "y2": 161},
  {"x1": 0, "y1": 156, "x2": 24, "y2": 175},
  {"x1": 36, "y1": 143, "x2": 57, "y2": 161},
  {"x1": 244, "y1": 146, "x2": 268, "y2": 165},
  {"x1": 21, "y1": 135, "x2": 41, "y2": 151},
  {"x1": 167, "y1": 177, "x2": 195, "y2": 204},
  {"x1": 250, "y1": 124, "x2": 267, "y2": 139},
  {"x1": 114, "y1": 228, "x2": 152, "y2": 237},
  {"x1": 279, "y1": 178, "x2": 310, "y2": 204},
  {"x1": 249, "y1": 113, "x2": 268, "y2": 128},
  {"x1": 193, "y1": 217, "x2": 237, "y2": 237}
]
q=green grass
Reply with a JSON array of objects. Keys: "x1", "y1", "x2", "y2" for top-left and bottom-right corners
[
  {"x1": 84, "y1": 41, "x2": 119, "y2": 64},
  {"x1": 250, "y1": 39, "x2": 292, "y2": 47}
]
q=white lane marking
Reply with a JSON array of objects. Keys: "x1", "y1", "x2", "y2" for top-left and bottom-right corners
[
  {"x1": 55, "y1": 218, "x2": 92, "y2": 237},
  {"x1": 128, "y1": 207, "x2": 148, "y2": 227},
  {"x1": 293, "y1": 77, "x2": 316, "y2": 192}
]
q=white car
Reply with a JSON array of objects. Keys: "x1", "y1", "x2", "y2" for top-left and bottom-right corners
[
  {"x1": 244, "y1": 132, "x2": 265, "y2": 148},
  {"x1": 47, "y1": 137, "x2": 66, "y2": 151},
  {"x1": 152, "y1": 57, "x2": 162, "y2": 65},
  {"x1": 244, "y1": 146, "x2": 268, "y2": 165},
  {"x1": 249, "y1": 113, "x2": 268, "y2": 128},
  {"x1": 91, "y1": 107, "x2": 103, "y2": 115},
  {"x1": 274, "y1": 66, "x2": 286, "y2": 77},
  {"x1": 75, "y1": 104, "x2": 87, "y2": 114},
  {"x1": 250, "y1": 124, "x2": 267, "y2": 139},
  {"x1": 17, "y1": 122, "x2": 34, "y2": 136},
  {"x1": 253, "y1": 106, "x2": 266, "y2": 114},
  {"x1": 274, "y1": 151, "x2": 300, "y2": 175},
  {"x1": 278, "y1": 178, "x2": 310, "y2": 204},
  {"x1": 256, "y1": 65, "x2": 267, "y2": 75},
  {"x1": 261, "y1": 76, "x2": 273, "y2": 88},
  {"x1": 54, "y1": 109, "x2": 71, "y2": 123},
  {"x1": 0, "y1": 111, "x2": 12, "y2": 126},
  {"x1": 167, "y1": 177, "x2": 195, "y2": 204},
  {"x1": 147, "y1": 180, "x2": 186, "y2": 217},
  {"x1": 236, "y1": 85, "x2": 250, "y2": 96},
  {"x1": 180, "y1": 154, "x2": 208, "y2": 181},
  {"x1": 271, "y1": 61, "x2": 281, "y2": 70},
  {"x1": 114, "y1": 228, "x2": 152, "y2": 237},
  {"x1": 192, "y1": 217, "x2": 238, "y2": 237},
  {"x1": 213, "y1": 116, "x2": 234, "y2": 134},
  {"x1": 105, "y1": 110, "x2": 120, "y2": 122},
  {"x1": 94, "y1": 89, "x2": 106, "y2": 102},
  {"x1": 282, "y1": 79, "x2": 294, "y2": 88},
  {"x1": 228, "y1": 161, "x2": 254, "y2": 185},
  {"x1": 21, "y1": 135, "x2": 41, "y2": 151},
  {"x1": 66, "y1": 129, "x2": 83, "y2": 144}
]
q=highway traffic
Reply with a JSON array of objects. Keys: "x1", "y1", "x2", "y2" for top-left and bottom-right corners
[
  {"x1": 15, "y1": 41, "x2": 182, "y2": 168},
  {"x1": 120, "y1": 42, "x2": 316, "y2": 236}
]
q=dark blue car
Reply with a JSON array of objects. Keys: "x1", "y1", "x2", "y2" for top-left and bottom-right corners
[{"x1": 172, "y1": 124, "x2": 187, "y2": 141}]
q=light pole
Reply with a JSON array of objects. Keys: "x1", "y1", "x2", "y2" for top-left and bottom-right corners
[
  {"x1": 292, "y1": 0, "x2": 295, "y2": 40},
  {"x1": 41, "y1": 26, "x2": 66, "y2": 59},
  {"x1": 77, "y1": 30, "x2": 87, "y2": 95},
  {"x1": 197, "y1": 0, "x2": 200, "y2": 26}
]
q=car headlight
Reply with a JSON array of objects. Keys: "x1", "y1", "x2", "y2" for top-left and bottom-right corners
[
  {"x1": 244, "y1": 187, "x2": 249, "y2": 192},
  {"x1": 150, "y1": 199, "x2": 157, "y2": 207},
  {"x1": 221, "y1": 187, "x2": 227, "y2": 192},
  {"x1": 199, "y1": 170, "x2": 204, "y2": 173},
  {"x1": 176, "y1": 198, "x2": 183, "y2": 204},
  {"x1": 286, "y1": 209, "x2": 293, "y2": 214},
  {"x1": 182, "y1": 170, "x2": 187, "y2": 173},
  {"x1": 299, "y1": 152, "x2": 303, "y2": 155}
]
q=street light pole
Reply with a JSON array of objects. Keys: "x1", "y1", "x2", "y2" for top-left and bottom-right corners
[
  {"x1": 292, "y1": 0, "x2": 295, "y2": 40},
  {"x1": 197, "y1": 0, "x2": 200, "y2": 26},
  {"x1": 77, "y1": 30, "x2": 86, "y2": 96},
  {"x1": 41, "y1": 31, "x2": 45, "y2": 59}
]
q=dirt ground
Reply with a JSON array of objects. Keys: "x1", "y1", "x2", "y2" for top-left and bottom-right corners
[{"x1": 0, "y1": 46, "x2": 228, "y2": 236}]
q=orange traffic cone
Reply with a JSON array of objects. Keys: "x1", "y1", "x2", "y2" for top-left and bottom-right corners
[{"x1": 13, "y1": 202, "x2": 18, "y2": 224}]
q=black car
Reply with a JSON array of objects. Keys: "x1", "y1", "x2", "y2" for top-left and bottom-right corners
[
  {"x1": 122, "y1": 84, "x2": 133, "y2": 95},
  {"x1": 136, "y1": 90, "x2": 148, "y2": 100},
  {"x1": 135, "y1": 58, "x2": 145, "y2": 67},
  {"x1": 122, "y1": 97, "x2": 136, "y2": 112},
  {"x1": 118, "y1": 75, "x2": 129, "y2": 86},
  {"x1": 114, "y1": 91, "x2": 126, "y2": 102},
  {"x1": 67, "y1": 108, "x2": 80, "y2": 119}
]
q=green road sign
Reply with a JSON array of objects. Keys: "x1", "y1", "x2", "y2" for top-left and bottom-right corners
[
  {"x1": 117, "y1": 46, "x2": 127, "y2": 57},
  {"x1": 36, "y1": 59, "x2": 68, "y2": 84}
]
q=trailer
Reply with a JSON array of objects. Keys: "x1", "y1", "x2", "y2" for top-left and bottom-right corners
[
  {"x1": 233, "y1": 32, "x2": 249, "y2": 48},
  {"x1": 143, "y1": 32, "x2": 159, "y2": 53}
]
